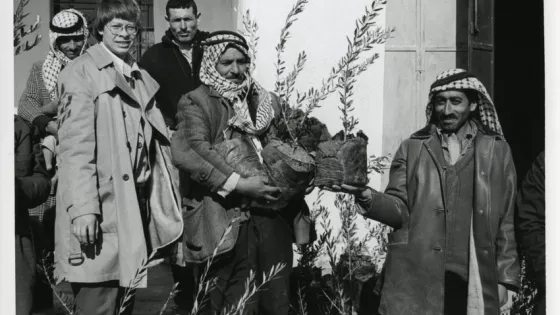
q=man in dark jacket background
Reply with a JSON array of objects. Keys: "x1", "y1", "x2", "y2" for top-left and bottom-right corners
[
  {"x1": 15, "y1": 115, "x2": 51, "y2": 315},
  {"x1": 328, "y1": 69, "x2": 519, "y2": 315},
  {"x1": 516, "y1": 151, "x2": 545, "y2": 315},
  {"x1": 139, "y1": 0, "x2": 209, "y2": 130},
  {"x1": 139, "y1": 1, "x2": 208, "y2": 313}
]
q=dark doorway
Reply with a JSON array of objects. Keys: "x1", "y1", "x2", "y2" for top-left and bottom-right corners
[{"x1": 494, "y1": 0, "x2": 545, "y2": 180}]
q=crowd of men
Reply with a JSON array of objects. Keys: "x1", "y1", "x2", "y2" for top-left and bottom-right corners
[{"x1": 14, "y1": 0, "x2": 546, "y2": 315}]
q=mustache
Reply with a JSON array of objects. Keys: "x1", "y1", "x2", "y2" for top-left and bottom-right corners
[
  {"x1": 440, "y1": 113, "x2": 458, "y2": 120},
  {"x1": 226, "y1": 73, "x2": 245, "y2": 80}
]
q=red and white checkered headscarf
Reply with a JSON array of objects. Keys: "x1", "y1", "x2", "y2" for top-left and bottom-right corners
[
  {"x1": 426, "y1": 68, "x2": 503, "y2": 135},
  {"x1": 42, "y1": 9, "x2": 89, "y2": 101},
  {"x1": 200, "y1": 31, "x2": 274, "y2": 136}
]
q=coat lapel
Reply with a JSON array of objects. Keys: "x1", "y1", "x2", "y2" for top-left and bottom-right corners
[
  {"x1": 140, "y1": 70, "x2": 168, "y2": 139},
  {"x1": 422, "y1": 136, "x2": 448, "y2": 207},
  {"x1": 87, "y1": 43, "x2": 140, "y2": 105},
  {"x1": 473, "y1": 133, "x2": 495, "y2": 241},
  {"x1": 113, "y1": 70, "x2": 140, "y2": 105}
]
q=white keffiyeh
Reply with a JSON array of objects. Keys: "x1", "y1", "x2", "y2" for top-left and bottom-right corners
[
  {"x1": 42, "y1": 9, "x2": 89, "y2": 101},
  {"x1": 426, "y1": 68, "x2": 503, "y2": 135},
  {"x1": 199, "y1": 32, "x2": 274, "y2": 136}
]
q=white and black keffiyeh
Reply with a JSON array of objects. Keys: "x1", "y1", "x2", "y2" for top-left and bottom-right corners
[
  {"x1": 426, "y1": 68, "x2": 503, "y2": 135},
  {"x1": 199, "y1": 31, "x2": 274, "y2": 136},
  {"x1": 42, "y1": 9, "x2": 89, "y2": 101}
]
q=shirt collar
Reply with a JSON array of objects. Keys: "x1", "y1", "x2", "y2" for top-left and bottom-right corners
[
  {"x1": 100, "y1": 42, "x2": 140, "y2": 79},
  {"x1": 436, "y1": 119, "x2": 477, "y2": 142}
]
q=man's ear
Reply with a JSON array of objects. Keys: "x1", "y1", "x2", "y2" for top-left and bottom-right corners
[
  {"x1": 165, "y1": 15, "x2": 169, "y2": 22},
  {"x1": 469, "y1": 102, "x2": 478, "y2": 112},
  {"x1": 196, "y1": 12, "x2": 201, "y2": 22}
]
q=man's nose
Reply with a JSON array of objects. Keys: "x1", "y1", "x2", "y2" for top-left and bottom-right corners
[
  {"x1": 443, "y1": 102, "x2": 453, "y2": 115},
  {"x1": 180, "y1": 20, "x2": 188, "y2": 30},
  {"x1": 230, "y1": 62, "x2": 240, "y2": 74},
  {"x1": 68, "y1": 40, "x2": 77, "y2": 49}
]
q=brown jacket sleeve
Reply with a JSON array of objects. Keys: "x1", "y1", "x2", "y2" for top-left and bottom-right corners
[
  {"x1": 171, "y1": 93, "x2": 234, "y2": 192},
  {"x1": 358, "y1": 140, "x2": 411, "y2": 229},
  {"x1": 495, "y1": 142, "x2": 520, "y2": 289}
]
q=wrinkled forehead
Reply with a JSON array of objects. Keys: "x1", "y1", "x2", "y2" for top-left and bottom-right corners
[
  {"x1": 167, "y1": 7, "x2": 197, "y2": 20},
  {"x1": 433, "y1": 89, "x2": 467, "y2": 98},
  {"x1": 220, "y1": 44, "x2": 249, "y2": 58}
]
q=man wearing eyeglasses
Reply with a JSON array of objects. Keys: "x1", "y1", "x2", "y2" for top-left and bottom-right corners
[
  {"x1": 54, "y1": 1, "x2": 183, "y2": 314},
  {"x1": 16, "y1": 9, "x2": 89, "y2": 313}
]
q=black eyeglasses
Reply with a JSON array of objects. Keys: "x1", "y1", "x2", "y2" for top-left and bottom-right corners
[{"x1": 105, "y1": 23, "x2": 138, "y2": 36}]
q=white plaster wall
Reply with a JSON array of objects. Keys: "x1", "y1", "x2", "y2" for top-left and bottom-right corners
[{"x1": 236, "y1": 0, "x2": 388, "y2": 271}]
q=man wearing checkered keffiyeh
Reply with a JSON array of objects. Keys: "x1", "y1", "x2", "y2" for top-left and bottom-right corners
[
  {"x1": 16, "y1": 9, "x2": 88, "y2": 313},
  {"x1": 335, "y1": 69, "x2": 520, "y2": 315},
  {"x1": 172, "y1": 31, "x2": 302, "y2": 315},
  {"x1": 18, "y1": 9, "x2": 89, "y2": 131},
  {"x1": 19, "y1": 9, "x2": 90, "y2": 218},
  {"x1": 426, "y1": 68, "x2": 503, "y2": 135},
  {"x1": 199, "y1": 31, "x2": 275, "y2": 136}
]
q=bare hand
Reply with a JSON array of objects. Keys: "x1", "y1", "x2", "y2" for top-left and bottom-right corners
[
  {"x1": 46, "y1": 120, "x2": 58, "y2": 137},
  {"x1": 42, "y1": 99, "x2": 59, "y2": 116},
  {"x1": 72, "y1": 214, "x2": 99, "y2": 245},
  {"x1": 235, "y1": 176, "x2": 282, "y2": 202},
  {"x1": 323, "y1": 183, "x2": 371, "y2": 197}
]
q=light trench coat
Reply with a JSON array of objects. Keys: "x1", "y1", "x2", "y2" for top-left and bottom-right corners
[{"x1": 54, "y1": 43, "x2": 183, "y2": 288}]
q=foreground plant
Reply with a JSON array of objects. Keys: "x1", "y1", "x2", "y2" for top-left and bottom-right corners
[
  {"x1": 38, "y1": 252, "x2": 75, "y2": 315},
  {"x1": 221, "y1": 263, "x2": 287, "y2": 315},
  {"x1": 118, "y1": 251, "x2": 158, "y2": 314},
  {"x1": 190, "y1": 218, "x2": 241, "y2": 315}
]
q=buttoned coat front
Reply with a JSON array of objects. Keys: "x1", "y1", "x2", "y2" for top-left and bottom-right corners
[
  {"x1": 54, "y1": 44, "x2": 183, "y2": 288},
  {"x1": 362, "y1": 122, "x2": 520, "y2": 315}
]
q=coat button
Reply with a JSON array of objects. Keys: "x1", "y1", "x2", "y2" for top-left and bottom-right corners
[
  {"x1": 138, "y1": 142, "x2": 143, "y2": 149},
  {"x1": 199, "y1": 172, "x2": 208, "y2": 181},
  {"x1": 432, "y1": 246, "x2": 443, "y2": 252},
  {"x1": 483, "y1": 250, "x2": 489, "y2": 255},
  {"x1": 123, "y1": 174, "x2": 130, "y2": 181},
  {"x1": 127, "y1": 142, "x2": 132, "y2": 152},
  {"x1": 479, "y1": 209, "x2": 484, "y2": 215}
]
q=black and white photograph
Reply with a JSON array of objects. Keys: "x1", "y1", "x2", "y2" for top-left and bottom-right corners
[{"x1": 7, "y1": 0, "x2": 552, "y2": 314}]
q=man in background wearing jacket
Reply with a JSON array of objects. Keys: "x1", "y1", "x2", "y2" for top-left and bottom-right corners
[
  {"x1": 15, "y1": 115, "x2": 51, "y2": 315},
  {"x1": 139, "y1": 0, "x2": 209, "y2": 130},
  {"x1": 516, "y1": 151, "x2": 546, "y2": 315},
  {"x1": 139, "y1": 1, "x2": 209, "y2": 312}
]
